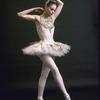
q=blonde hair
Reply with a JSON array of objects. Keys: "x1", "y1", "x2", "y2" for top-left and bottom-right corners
[{"x1": 45, "y1": 0, "x2": 57, "y2": 7}]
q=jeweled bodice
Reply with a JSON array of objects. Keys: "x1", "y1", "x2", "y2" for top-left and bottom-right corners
[
  {"x1": 40, "y1": 16, "x2": 54, "y2": 33},
  {"x1": 37, "y1": 16, "x2": 55, "y2": 42}
]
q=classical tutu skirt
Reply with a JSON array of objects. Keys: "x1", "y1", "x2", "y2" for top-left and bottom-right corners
[{"x1": 22, "y1": 40, "x2": 71, "y2": 57}]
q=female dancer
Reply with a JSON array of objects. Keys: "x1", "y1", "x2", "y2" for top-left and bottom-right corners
[{"x1": 17, "y1": 0, "x2": 71, "y2": 100}]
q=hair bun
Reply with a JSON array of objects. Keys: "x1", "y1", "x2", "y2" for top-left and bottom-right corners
[{"x1": 45, "y1": 0, "x2": 57, "y2": 5}]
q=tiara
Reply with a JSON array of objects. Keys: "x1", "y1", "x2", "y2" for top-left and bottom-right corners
[{"x1": 45, "y1": 0, "x2": 57, "y2": 5}]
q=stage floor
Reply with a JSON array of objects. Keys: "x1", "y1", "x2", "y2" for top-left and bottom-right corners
[{"x1": 1, "y1": 86, "x2": 99, "y2": 100}]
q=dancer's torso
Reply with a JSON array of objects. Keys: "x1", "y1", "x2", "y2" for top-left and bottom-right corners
[{"x1": 36, "y1": 16, "x2": 55, "y2": 43}]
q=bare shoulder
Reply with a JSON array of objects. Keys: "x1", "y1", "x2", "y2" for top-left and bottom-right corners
[{"x1": 33, "y1": 15, "x2": 41, "y2": 22}]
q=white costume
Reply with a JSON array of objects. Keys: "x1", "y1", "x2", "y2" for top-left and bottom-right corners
[
  {"x1": 22, "y1": 16, "x2": 71, "y2": 57},
  {"x1": 22, "y1": 16, "x2": 71, "y2": 100}
]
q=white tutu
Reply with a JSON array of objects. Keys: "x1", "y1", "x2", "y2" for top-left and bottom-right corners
[{"x1": 22, "y1": 40, "x2": 71, "y2": 57}]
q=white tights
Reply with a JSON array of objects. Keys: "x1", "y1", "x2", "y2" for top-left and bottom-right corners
[{"x1": 37, "y1": 55, "x2": 71, "y2": 100}]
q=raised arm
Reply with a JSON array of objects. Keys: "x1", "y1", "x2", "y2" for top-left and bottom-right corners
[
  {"x1": 17, "y1": 7, "x2": 44, "y2": 21},
  {"x1": 53, "y1": 0, "x2": 64, "y2": 20}
]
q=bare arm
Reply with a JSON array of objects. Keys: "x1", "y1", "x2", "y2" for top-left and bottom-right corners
[
  {"x1": 53, "y1": 0, "x2": 64, "y2": 20},
  {"x1": 17, "y1": 7, "x2": 44, "y2": 21}
]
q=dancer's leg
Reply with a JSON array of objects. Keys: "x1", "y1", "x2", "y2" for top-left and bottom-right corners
[
  {"x1": 39, "y1": 55, "x2": 71, "y2": 100},
  {"x1": 37, "y1": 63, "x2": 50, "y2": 100},
  {"x1": 37, "y1": 56, "x2": 55, "y2": 100}
]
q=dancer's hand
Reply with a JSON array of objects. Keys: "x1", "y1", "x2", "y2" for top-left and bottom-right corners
[{"x1": 34, "y1": 7, "x2": 44, "y2": 13}]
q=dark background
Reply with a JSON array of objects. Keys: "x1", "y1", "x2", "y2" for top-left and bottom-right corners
[{"x1": 0, "y1": 0, "x2": 99, "y2": 100}]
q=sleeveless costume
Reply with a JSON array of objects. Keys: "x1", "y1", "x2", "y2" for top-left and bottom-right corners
[{"x1": 22, "y1": 16, "x2": 71, "y2": 57}]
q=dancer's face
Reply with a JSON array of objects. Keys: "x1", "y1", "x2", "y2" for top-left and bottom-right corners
[{"x1": 45, "y1": 4, "x2": 57, "y2": 16}]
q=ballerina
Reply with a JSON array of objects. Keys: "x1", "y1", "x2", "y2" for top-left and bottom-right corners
[{"x1": 17, "y1": 0, "x2": 71, "y2": 100}]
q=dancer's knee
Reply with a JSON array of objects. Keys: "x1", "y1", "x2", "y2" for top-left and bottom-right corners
[
  {"x1": 39, "y1": 54, "x2": 59, "y2": 75},
  {"x1": 50, "y1": 67, "x2": 60, "y2": 77}
]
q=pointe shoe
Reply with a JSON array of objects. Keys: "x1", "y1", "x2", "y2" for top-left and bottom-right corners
[
  {"x1": 64, "y1": 93, "x2": 71, "y2": 100},
  {"x1": 37, "y1": 97, "x2": 44, "y2": 100},
  {"x1": 37, "y1": 99, "x2": 44, "y2": 100}
]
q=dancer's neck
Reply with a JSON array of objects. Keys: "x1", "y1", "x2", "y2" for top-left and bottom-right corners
[{"x1": 42, "y1": 11, "x2": 50, "y2": 19}]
